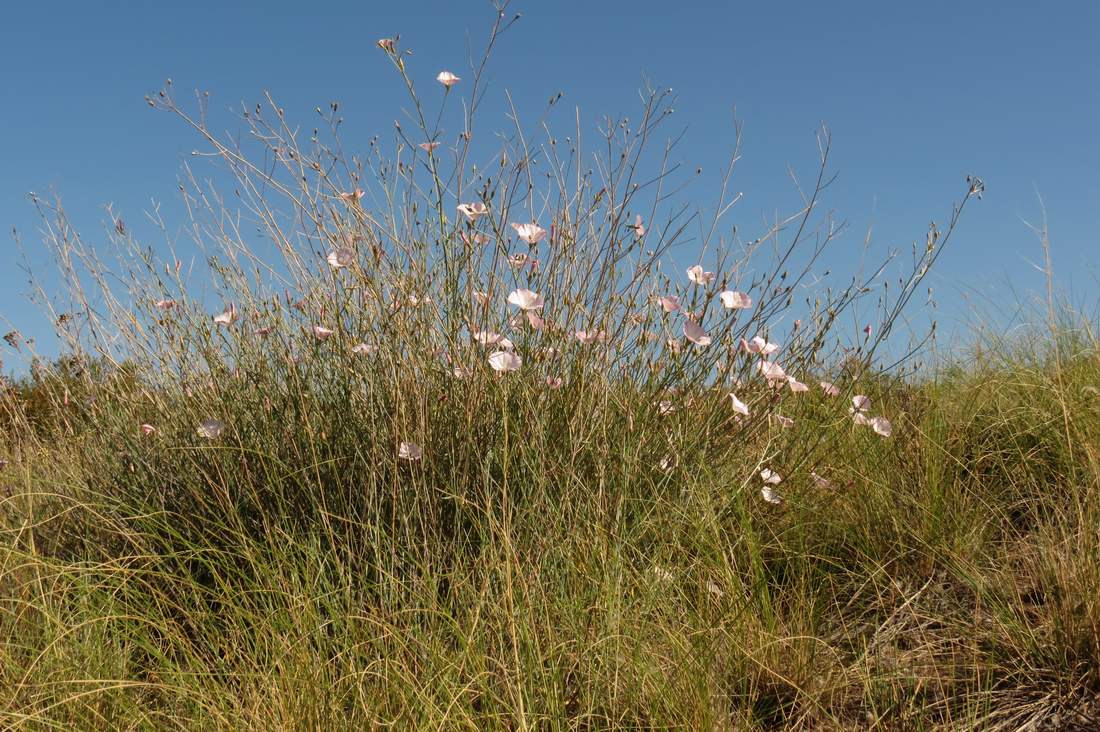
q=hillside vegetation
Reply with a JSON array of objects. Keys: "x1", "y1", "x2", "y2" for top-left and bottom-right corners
[{"x1": 3, "y1": 12, "x2": 1098, "y2": 730}]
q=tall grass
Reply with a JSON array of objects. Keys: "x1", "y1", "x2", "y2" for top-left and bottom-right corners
[{"x1": 3, "y1": 5, "x2": 1097, "y2": 729}]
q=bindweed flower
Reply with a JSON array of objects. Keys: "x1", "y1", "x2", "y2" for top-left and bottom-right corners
[
  {"x1": 863, "y1": 324, "x2": 874, "y2": 337},
  {"x1": 510, "y1": 222, "x2": 546, "y2": 244},
  {"x1": 418, "y1": 141, "x2": 440, "y2": 152},
  {"x1": 787, "y1": 377, "x2": 809, "y2": 393},
  {"x1": 811, "y1": 472, "x2": 833, "y2": 489},
  {"x1": 657, "y1": 295, "x2": 681, "y2": 313},
  {"x1": 452, "y1": 366, "x2": 473, "y2": 379},
  {"x1": 377, "y1": 38, "x2": 396, "y2": 52},
  {"x1": 508, "y1": 252, "x2": 536, "y2": 269},
  {"x1": 687, "y1": 265, "x2": 716, "y2": 286},
  {"x1": 140, "y1": 423, "x2": 156, "y2": 436},
  {"x1": 743, "y1": 336, "x2": 779, "y2": 356},
  {"x1": 473, "y1": 331, "x2": 513, "y2": 349},
  {"x1": 575, "y1": 329, "x2": 607, "y2": 344},
  {"x1": 339, "y1": 189, "x2": 364, "y2": 204},
  {"x1": 630, "y1": 214, "x2": 645, "y2": 237},
  {"x1": 255, "y1": 326, "x2": 274, "y2": 336},
  {"x1": 488, "y1": 350, "x2": 522, "y2": 372},
  {"x1": 719, "y1": 290, "x2": 752, "y2": 309},
  {"x1": 154, "y1": 299, "x2": 176, "y2": 310},
  {"x1": 775, "y1": 414, "x2": 795, "y2": 429},
  {"x1": 545, "y1": 376, "x2": 564, "y2": 389},
  {"x1": 852, "y1": 412, "x2": 873, "y2": 426},
  {"x1": 728, "y1": 393, "x2": 750, "y2": 416},
  {"x1": 819, "y1": 381, "x2": 840, "y2": 397},
  {"x1": 761, "y1": 486, "x2": 782, "y2": 504},
  {"x1": 351, "y1": 343, "x2": 376, "y2": 356},
  {"x1": 460, "y1": 231, "x2": 489, "y2": 246},
  {"x1": 213, "y1": 309, "x2": 235, "y2": 327},
  {"x1": 196, "y1": 419, "x2": 225, "y2": 439},
  {"x1": 398, "y1": 441, "x2": 422, "y2": 461},
  {"x1": 436, "y1": 71, "x2": 460, "y2": 88},
  {"x1": 684, "y1": 320, "x2": 712, "y2": 346},
  {"x1": 313, "y1": 326, "x2": 335, "y2": 340},
  {"x1": 507, "y1": 288, "x2": 545, "y2": 310},
  {"x1": 326, "y1": 248, "x2": 354, "y2": 268},
  {"x1": 526, "y1": 311, "x2": 545, "y2": 330},
  {"x1": 457, "y1": 202, "x2": 488, "y2": 221},
  {"x1": 758, "y1": 360, "x2": 787, "y2": 382},
  {"x1": 851, "y1": 395, "x2": 871, "y2": 413},
  {"x1": 871, "y1": 416, "x2": 893, "y2": 437}
]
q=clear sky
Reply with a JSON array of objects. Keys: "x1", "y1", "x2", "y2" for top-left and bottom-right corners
[{"x1": 2, "y1": 1, "x2": 1098, "y2": 369}]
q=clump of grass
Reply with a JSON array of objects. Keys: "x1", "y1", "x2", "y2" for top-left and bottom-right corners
[{"x1": 5, "y1": 4, "x2": 1098, "y2": 729}]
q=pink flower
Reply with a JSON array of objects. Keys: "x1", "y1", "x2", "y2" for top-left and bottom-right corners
[
  {"x1": 457, "y1": 202, "x2": 488, "y2": 221},
  {"x1": 255, "y1": 326, "x2": 274, "y2": 336},
  {"x1": 630, "y1": 214, "x2": 645, "y2": 237},
  {"x1": 743, "y1": 336, "x2": 779, "y2": 356},
  {"x1": 819, "y1": 381, "x2": 840, "y2": 397},
  {"x1": 436, "y1": 71, "x2": 461, "y2": 88},
  {"x1": 871, "y1": 416, "x2": 893, "y2": 437},
  {"x1": 656, "y1": 399, "x2": 676, "y2": 415},
  {"x1": 657, "y1": 295, "x2": 681, "y2": 313},
  {"x1": 758, "y1": 360, "x2": 787, "y2": 381},
  {"x1": 852, "y1": 412, "x2": 873, "y2": 426},
  {"x1": 213, "y1": 308, "x2": 235, "y2": 326},
  {"x1": 728, "y1": 393, "x2": 750, "y2": 416},
  {"x1": 398, "y1": 441, "x2": 423, "y2": 461},
  {"x1": 140, "y1": 423, "x2": 156, "y2": 436},
  {"x1": 787, "y1": 377, "x2": 809, "y2": 393},
  {"x1": 719, "y1": 290, "x2": 752, "y2": 309},
  {"x1": 377, "y1": 38, "x2": 396, "y2": 52},
  {"x1": 526, "y1": 311, "x2": 545, "y2": 330},
  {"x1": 684, "y1": 320, "x2": 712, "y2": 346},
  {"x1": 851, "y1": 395, "x2": 871, "y2": 413},
  {"x1": 419, "y1": 141, "x2": 441, "y2": 152},
  {"x1": 351, "y1": 343, "x2": 376, "y2": 356},
  {"x1": 452, "y1": 366, "x2": 473, "y2": 379},
  {"x1": 154, "y1": 299, "x2": 176, "y2": 310},
  {"x1": 339, "y1": 189, "x2": 364, "y2": 204},
  {"x1": 313, "y1": 326, "x2": 335, "y2": 340},
  {"x1": 507, "y1": 253, "x2": 535, "y2": 269},
  {"x1": 811, "y1": 472, "x2": 833, "y2": 489},
  {"x1": 687, "y1": 265, "x2": 716, "y2": 286},
  {"x1": 473, "y1": 331, "x2": 514, "y2": 349},
  {"x1": 510, "y1": 222, "x2": 546, "y2": 244},
  {"x1": 575, "y1": 330, "x2": 607, "y2": 344},
  {"x1": 775, "y1": 414, "x2": 795, "y2": 429},
  {"x1": 326, "y1": 247, "x2": 354, "y2": 269},
  {"x1": 488, "y1": 350, "x2": 522, "y2": 372},
  {"x1": 863, "y1": 324, "x2": 874, "y2": 337},
  {"x1": 506, "y1": 288, "x2": 544, "y2": 310},
  {"x1": 460, "y1": 231, "x2": 489, "y2": 246},
  {"x1": 545, "y1": 376, "x2": 564, "y2": 389},
  {"x1": 761, "y1": 468, "x2": 782, "y2": 485}
]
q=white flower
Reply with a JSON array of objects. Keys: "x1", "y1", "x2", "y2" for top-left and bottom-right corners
[
  {"x1": 196, "y1": 419, "x2": 225, "y2": 439},
  {"x1": 398, "y1": 441, "x2": 423, "y2": 460}
]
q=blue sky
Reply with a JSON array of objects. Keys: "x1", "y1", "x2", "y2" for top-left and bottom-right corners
[{"x1": 2, "y1": 1, "x2": 1098, "y2": 369}]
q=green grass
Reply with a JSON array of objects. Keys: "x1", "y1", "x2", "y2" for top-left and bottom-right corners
[{"x1": 3, "y1": 321, "x2": 1098, "y2": 729}]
